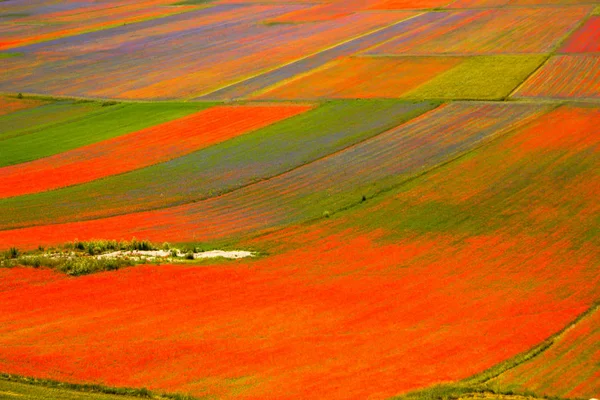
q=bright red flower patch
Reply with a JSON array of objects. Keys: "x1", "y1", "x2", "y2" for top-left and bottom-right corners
[
  {"x1": 560, "y1": 16, "x2": 600, "y2": 53},
  {"x1": 0, "y1": 230, "x2": 597, "y2": 399},
  {"x1": 0, "y1": 105, "x2": 311, "y2": 198}
]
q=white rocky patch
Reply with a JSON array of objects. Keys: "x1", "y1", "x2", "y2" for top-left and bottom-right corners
[{"x1": 97, "y1": 249, "x2": 255, "y2": 260}]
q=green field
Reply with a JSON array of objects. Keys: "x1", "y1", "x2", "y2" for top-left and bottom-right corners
[
  {"x1": 0, "y1": 100, "x2": 436, "y2": 229},
  {"x1": 0, "y1": 102, "x2": 215, "y2": 167},
  {"x1": 404, "y1": 56, "x2": 548, "y2": 100},
  {"x1": 0, "y1": 101, "x2": 102, "y2": 141}
]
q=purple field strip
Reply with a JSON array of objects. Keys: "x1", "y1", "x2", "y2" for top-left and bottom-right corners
[
  {"x1": 0, "y1": 1, "x2": 190, "y2": 43},
  {"x1": 0, "y1": 6, "x2": 405, "y2": 98},
  {"x1": 0, "y1": 4, "x2": 306, "y2": 95},
  {"x1": 6, "y1": 4, "x2": 296, "y2": 54},
  {"x1": 363, "y1": 7, "x2": 591, "y2": 55},
  {"x1": 134, "y1": 103, "x2": 550, "y2": 240},
  {"x1": 362, "y1": 10, "x2": 482, "y2": 54},
  {"x1": 0, "y1": 0, "x2": 86, "y2": 16},
  {"x1": 198, "y1": 12, "x2": 439, "y2": 100}
]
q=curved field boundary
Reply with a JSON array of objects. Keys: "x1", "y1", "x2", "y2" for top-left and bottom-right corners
[
  {"x1": 0, "y1": 100, "x2": 436, "y2": 230},
  {"x1": 0, "y1": 105, "x2": 598, "y2": 399},
  {"x1": 0, "y1": 96, "x2": 46, "y2": 117},
  {"x1": 0, "y1": 102, "x2": 215, "y2": 167},
  {"x1": 198, "y1": 11, "x2": 429, "y2": 101},
  {"x1": 0, "y1": 105, "x2": 312, "y2": 198},
  {"x1": 490, "y1": 303, "x2": 600, "y2": 398},
  {"x1": 0, "y1": 101, "x2": 104, "y2": 141},
  {"x1": 512, "y1": 55, "x2": 600, "y2": 99},
  {"x1": 0, "y1": 373, "x2": 199, "y2": 400},
  {"x1": 0, "y1": 102, "x2": 550, "y2": 249}
]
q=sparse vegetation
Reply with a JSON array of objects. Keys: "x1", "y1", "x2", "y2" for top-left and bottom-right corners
[
  {"x1": 0, "y1": 373, "x2": 199, "y2": 399},
  {"x1": 1, "y1": 239, "x2": 254, "y2": 275}
]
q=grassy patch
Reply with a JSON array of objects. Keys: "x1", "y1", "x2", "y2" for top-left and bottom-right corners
[
  {"x1": 391, "y1": 383, "x2": 576, "y2": 400},
  {"x1": 0, "y1": 101, "x2": 103, "y2": 141},
  {"x1": 0, "y1": 102, "x2": 216, "y2": 167},
  {"x1": 0, "y1": 13, "x2": 30, "y2": 18},
  {"x1": 0, "y1": 239, "x2": 250, "y2": 275},
  {"x1": 0, "y1": 374, "x2": 199, "y2": 399},
  {"x1": 0, "y1": 52, "x2": 23, "y2": 58},
  {"x1": 404, "y1": 55, "x2": 548, "y2": 100}
]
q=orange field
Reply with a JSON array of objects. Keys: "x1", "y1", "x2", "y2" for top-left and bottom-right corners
[
  {"x1": 254, "y1": 57, "x2": 461, "y2": 99},
  {"x1": 0, "y1": 1, "x2": 195, "y2": 51},
  {"x1": 0, "y1": 226, "x2": 596, "y2": 398},
  {"x1": 1, "y1": 0, "x2": 599, "y2": 398},
  {"x1": 368, "y1": 0, "x2": 456, "y2": 8},
  {"x1": 515, "y1": 55, "x2": 600, "y2": 99},
  {"x1": 0, "y1": 105, "x2": 311, "y2": 198},
  {"x1": 492, "y1": 306, "x2": 600, "y2": 397}
]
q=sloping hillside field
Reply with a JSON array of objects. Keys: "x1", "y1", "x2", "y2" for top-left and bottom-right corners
[{"x1": 0, "y1": 0, "x2": 598, "y2": 399}]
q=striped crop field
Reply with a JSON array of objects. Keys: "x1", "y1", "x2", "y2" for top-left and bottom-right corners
[
  {"x1": 0, "y1": 0, "x2": 200, "y2": 51},
  {"x1": 491, "y1": 305, "x2": 600, "y2": 398},
  {"x1": 0, "y1": 96, "x2": 46, "y2": 117},
  {"x1": 1, "y1": 1, "x2": 599, "y2": 399},
  {"x1": 402, "y1": 55, "x2": 547, "y2": 100},
  {"x1": 559, "y1": 16, "x2": 600, "y2": 53},
  {"x1": 253, "y1": 57, "x2": 462, "y2": 99},
  {"x1": 255, "y1": 55, "x2": 546, "y2": 100},
  {"x1": 0, "y1": 100, "x2": 435, "y2": 230},
  {"x1": 513, "y1": 55, "x2": 600, "y2": 99},
  {"x1": 264, "y1": 0, "x2": 379, "y2": 23},
  {"x1": 0, "y1": 105, "x2": 311, "y2": 198},
  {"x1": 368, "y1": 0, "x2": 457, "y2": 9},
  {"x1": 0, "y1": 102, "x2": 549, "y2": 248},
  {"x1": 0, "y1": 6, "x2": 407, "y2": 99},
  {"x1": 0, "y1": 102, "x2": 214, "y2": 167},
  {"x1": 0, "y1": 100, "x2": 104, "y2": 141},
  {"x1": 363, "y1": 7, "x2": 591, "y2": 55},
  {"x1": 0, "y1": 103, "x2": 598, "y2": 399}
]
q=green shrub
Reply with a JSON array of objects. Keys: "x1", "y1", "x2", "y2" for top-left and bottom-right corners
[{"x1": 7, "y1": 247, "x2": 19, "y2": 259}]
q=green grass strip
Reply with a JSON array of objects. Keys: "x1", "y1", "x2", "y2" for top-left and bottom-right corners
[
  {"x1": 0, "y1": 101, "x2": 103, "y2": 141},
  {"x1": 404, "y1": 55, "x2": 548, "y2": 101},
  {"x1": 0, "y1": 52, "x2": 23, "y2": 58},
  {"x1": 0, "y1": 374, "x2": 199, "y2": 399},
  {"x1": 0, "y1": 102, "x2": 216, "y2": 167}
]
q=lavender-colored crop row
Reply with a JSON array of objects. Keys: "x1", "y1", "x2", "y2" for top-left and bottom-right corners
[
  {"x1": 200, "y1": 12, "x2": 438, "y2": 100},
  {"x1": 1, "y1": 5, "x2": 404, "y2": 99},
  {"x1": 0, "y1": 103, "x2": 550, "y2": 243},
  {"x1": 0, "y1": 100, "x2": 435, "y2": 230},
  {"x1": 364, "y1": 7, "x2": 590, "y2": 55}
]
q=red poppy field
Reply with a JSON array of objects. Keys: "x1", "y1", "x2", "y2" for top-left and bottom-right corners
[
  {"x1": 0, "y1": 0, "x2": 598, "y2": 399},
  {"x1": 0, "y1": 104, "x2": 311, "y2": 198}
]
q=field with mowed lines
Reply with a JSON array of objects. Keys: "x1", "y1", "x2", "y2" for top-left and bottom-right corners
[{"x1": 0, "y1": 0, "x2": 598, "y2": 399}]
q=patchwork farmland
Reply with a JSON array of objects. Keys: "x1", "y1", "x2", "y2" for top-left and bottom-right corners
[{"x1": 0, "y1": 0, "x2": 598, "y2": 399}]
